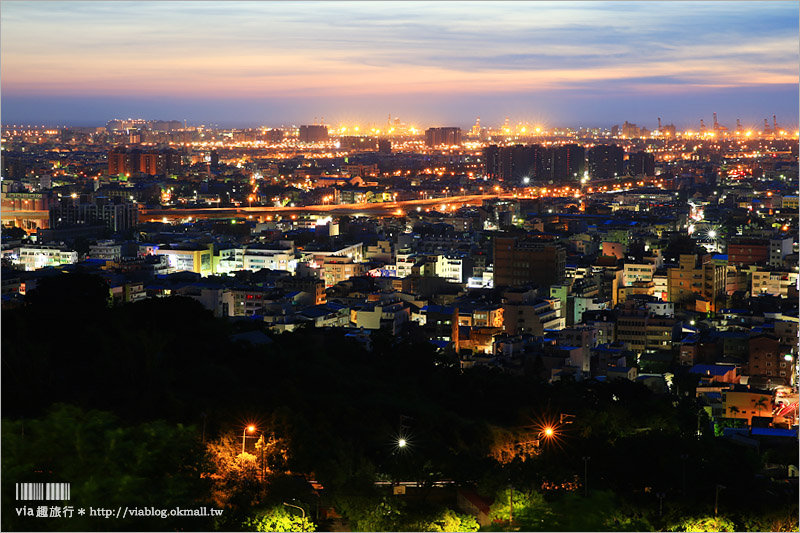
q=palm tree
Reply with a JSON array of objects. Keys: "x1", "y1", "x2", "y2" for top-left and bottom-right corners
[
  {"x1": 727, "y1": 405, "x2": 740, "y2": 418},
  {"x1": 752, "y1": 396, "x2": 770, "y2": 418}
]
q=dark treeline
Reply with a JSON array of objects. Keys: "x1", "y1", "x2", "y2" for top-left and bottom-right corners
[{"x1": 2, "y1": 273, "x2": 797, "y2": 531}]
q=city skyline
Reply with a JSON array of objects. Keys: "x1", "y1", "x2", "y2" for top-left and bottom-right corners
[{"x1": 1, "y1": 1, "x2": 798, "y2": 129}]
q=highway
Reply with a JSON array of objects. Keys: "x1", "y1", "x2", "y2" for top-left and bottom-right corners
[{"x1": 139, "y1": 194, "x2": 510, "y2": 222}]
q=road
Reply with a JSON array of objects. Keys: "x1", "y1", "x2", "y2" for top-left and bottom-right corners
[{"x1": 139, "y1": 194, "x2": 510, "y2": 222}]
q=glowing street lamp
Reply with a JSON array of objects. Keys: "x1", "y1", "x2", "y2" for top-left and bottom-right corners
[
  {"x1": 242, "y1": 425, "x2": 255, "y2": 454},
  {"x1": 397, "y1": 438, "x2": 407, "y2": 448}
]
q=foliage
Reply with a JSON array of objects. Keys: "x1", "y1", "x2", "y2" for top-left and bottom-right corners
[
  {"x1": 206, "y1": 433, "x2": 263, "y2": 509},
  {"x1": 336, "y1": 495, "x2": 403, "y2": 532},
  {"x1": 3, "y1": 295, "x2": 798, "y2": 531},
  {"x1": 667, "y1": 516, "x2": 736, "y2": 532},
  {"x1": 405, "y1": 508, "x2": 480, "y2": 532},
  {"x1": 488, "y1": 487, "x2": 655, "y2": 532},
  {"x1": 713, "y1": 417, "x2": 747, "y2": 437},
  {"x1": 488, "y1": 426, "x2": 541, "y2": 464},
  {"x1": 25, "y1": 271, "x2": 111, "y2": 311},
  {"x1": 243, "y1": 506, "x2": 316, "y2": 532},
  {"x1": 737, "y1": 506, "x2": 800, "y2": 532},
  {"x1": 488, "y1": 487, "x2": 554, "y2": 530},
  {"x1": 1, "y1": 404, "x2": 210, "y2": 531}
]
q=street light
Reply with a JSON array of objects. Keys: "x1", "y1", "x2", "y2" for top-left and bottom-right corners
[
  {"x1": 397, "y1": 438, "x2": 407, "y2": 448},
  {"x1": 242, "y1": 425, "x2": 255, "y2": 454},
  {"x1": 283, "y1": 501, "x2": 305, "y2": 520}
]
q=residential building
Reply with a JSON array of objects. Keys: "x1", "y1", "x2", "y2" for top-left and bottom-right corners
[
  {"x1": 667, "y1": 254, "x2": 727, "y2": 312},
  {"x1": 722, "y1": 386, "x2": 774, "y2": 425},
  {"x1": 425, "y1": 127, "x2": 462, "y2": 147},
  {"x1": 493, "y1": 236, "x2": 566, "y2": 287},
  {"x1": 10, "y1": 245, "x2": 78, "y2": 271},
  {"x1": 750, "y1": 268, "x2": 798, "y2": 298}
]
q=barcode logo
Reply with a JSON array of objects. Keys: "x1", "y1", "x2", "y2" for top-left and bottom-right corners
[{"x1": 15, "y1": 483, "x2": 70, "y2": 501}]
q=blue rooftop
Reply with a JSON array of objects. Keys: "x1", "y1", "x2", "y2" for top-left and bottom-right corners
[{"x1": 751, "y1": 427, "x2": 798, "y2": 438}]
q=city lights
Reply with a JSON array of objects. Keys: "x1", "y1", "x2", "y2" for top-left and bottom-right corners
[{"x1": 2, "y1": 3, "x2": 797, "y2": 531}]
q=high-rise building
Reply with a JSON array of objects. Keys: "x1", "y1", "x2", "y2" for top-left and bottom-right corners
[
  {"x1": 629, "y1": 151, "x2": 655, "y2": 176},
  {"x1": 108, "y1": 148, "x2": 180, "y2": 176},
  {"x1": 493, "y1": 236, "x2": 566, "y2": 288},
  {"x1": 378, "y1": 139, "x2": 392, "y2": 154},
  {"x1": 621, "y1": 121, "x2": 640, "y2": 138},
  {"x1": 552, "y1": 144, "x2": 585, "y2": 182},
  {"x1": 425, "y1": 127, "x2": 462, "y2": 147},
  {"x1": 339, "y1": 136, "x2": 378, "y2": 151},
  {"x1": 588, "y1": 144, "x2": 624, "y2": 179},
  {"x1": 483, "y1": 144, "x2": 546, "y2": 182},
  {"x1": 50, "y1": 196, "x2": 139, "y2": 232},
  {"x1": 298, "y1": 125, "x2": 329, "y2": 143}
]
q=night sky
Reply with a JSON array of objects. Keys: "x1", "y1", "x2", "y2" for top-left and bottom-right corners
[{"x1": 2, "y1": 1, "x2": 797, "y2": 130}]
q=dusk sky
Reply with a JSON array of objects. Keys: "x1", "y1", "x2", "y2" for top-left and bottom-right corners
[{"x1": 2, "y1": 1, "x2": 798, "y2": 130}]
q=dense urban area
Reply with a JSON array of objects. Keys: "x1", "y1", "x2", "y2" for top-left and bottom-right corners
[{"x1": 2, "y1": 116, "x2": 798, "y2": 532}]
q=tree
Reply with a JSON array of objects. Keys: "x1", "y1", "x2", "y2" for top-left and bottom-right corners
[
  {"x1": 244, "y1": 506, "x2": 316, "y2": 532},
  {"x1": 668, "y1": 515, "x2": 736, "y2": 532},
  {"x1": 206, "y1": 432, "x2": 263, "y2": 509},
  {"x1": 752, "y1": 396, "x2": 770, "y2": 418},
  {"x1": 488, "y1": 487, "x2": 553, "y2": 530},
  {"x1": 405, "y1": 509, "x2": 480, "y2": 532},
  {"x1": 2, "y1": 225, "x2": 28, "y2": 240},
  {"x1": 2, "y1": 404, "x2": 210, "y2": 532},
  {"x1": 25, "y1": 272, "x2": 110, "y2": 311}
]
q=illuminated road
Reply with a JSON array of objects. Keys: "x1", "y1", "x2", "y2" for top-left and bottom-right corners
[{"x1": 139, "y1": 194, "x2": 511, "y2": 222}]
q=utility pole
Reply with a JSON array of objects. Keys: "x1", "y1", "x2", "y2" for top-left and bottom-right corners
[
  {"x1": 656, "y1": 492, "x2": 665, "y2": 517},
  {"x1": 508, "y1": 483, "x2": 514, "y2": 527},
  {"x1": 714, "y1": 484, "x2": 726, "y2": 515},
  {"x1": 680, "y1": 454, "x2": 688, "y2": 495},
  {"x1": 582, "y1": 456, "x2": 590, "y2": 497}
]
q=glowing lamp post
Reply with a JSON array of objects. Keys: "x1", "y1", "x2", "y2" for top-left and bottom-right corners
[{"x1": 242, "y1": 425, "x2": 255, "y2": 454}]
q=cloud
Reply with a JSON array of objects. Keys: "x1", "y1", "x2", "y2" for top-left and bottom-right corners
[{"x1": 1, "y1": 1, "x2": 796, "y2": 124}]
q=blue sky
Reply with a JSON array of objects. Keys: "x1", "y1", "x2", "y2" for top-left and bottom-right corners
[{"x1": 2, "y1": 1, "x2": 797, "y2": 129}]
